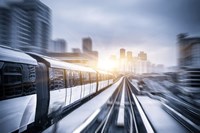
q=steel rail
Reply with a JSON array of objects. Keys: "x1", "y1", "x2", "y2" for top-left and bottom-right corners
[
  {"x1": 95, "y1": 79, "x2": 124, "y2": 133},
  {"x1": 127, "y1": 81, "x2": 139, "y2": 133}
]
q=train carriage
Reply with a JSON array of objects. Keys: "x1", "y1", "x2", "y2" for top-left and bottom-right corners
[{"x1": 0, "y1": 46, "x2": 38, "y2": 133}]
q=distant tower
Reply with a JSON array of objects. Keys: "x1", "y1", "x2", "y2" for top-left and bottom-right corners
[
  {"x1": 52, "y1": 39, "x2": 67, "y2": 53},
  {"x1": 127, "y1": 51, "x2": 133, "y2": 61},
  {"x1": 82, "y1": 37, "x2": 92, "y2": 53},
  {"x1": 126, "y1": 51, "x2": 133, "y2": 72},
  {"x1": 120, "y1": 48, "x2": 125, "y2": 59},
  {"x1": 119, "y1": 48, "x2": 126, "y2": 73},
  {"x1": 138, "y1": 51, "x2": 147, "y2": 60}
]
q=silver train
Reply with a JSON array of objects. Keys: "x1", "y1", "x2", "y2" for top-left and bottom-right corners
[{"x1": 0, "y1": 46, "x2": 114, "y2": 133}]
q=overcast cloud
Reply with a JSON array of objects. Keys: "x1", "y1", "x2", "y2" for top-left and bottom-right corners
[{"x1": 41, "y1": 0, "x2": 200, "y2": 66}]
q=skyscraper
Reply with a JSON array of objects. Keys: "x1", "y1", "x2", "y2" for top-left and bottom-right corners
[
  {"x1": 120, "y1": 48, "x2": 125, "y2": 59},
  {"x1": 138, "y1": 51, "x2": 147, "y2": 60},
  {"x1": 82, "y1": 37, "x2": 92, "y2": 53},
  {"x1": 178, "y1": 33, "x2": 200, "y2": 67},
  {"x1": 50, "y1": 39, "x2": 67, "y2": 53},
  {"x1": 82, "y1": 37, "x2": 98, "y2": 66},
  {"x1": 0, "y1": 0, "x2": 51, "y2": 53},
  {"x1": 126, "y1": 51, "x2": 133, "y2": 72},
  {"x1": 177, "y1": 33, "x2": 200, "y2": 88},
  {"x1": 127, "y1": 51, "x2": 133, "y2": 61}
]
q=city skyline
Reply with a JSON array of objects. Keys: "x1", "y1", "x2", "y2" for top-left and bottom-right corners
[
  {"x1": 41, "y1": 0, "x2": 200, "y2": 67},
  {"x1": 0, "y1": 1, "x2": 200, "y2": 132}
]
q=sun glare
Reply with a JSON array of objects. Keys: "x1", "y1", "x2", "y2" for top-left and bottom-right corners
[{"x1": 98, "y1": 59, "x2": 118, "y2": 71}]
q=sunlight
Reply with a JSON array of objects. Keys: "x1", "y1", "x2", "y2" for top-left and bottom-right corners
[{"x1": 98, "y1": 58, "x2": 118, "y2": 71}]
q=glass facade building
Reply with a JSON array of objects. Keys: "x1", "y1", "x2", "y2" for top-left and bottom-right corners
[{"x1": 0, "y1": 0, "x2": 51, "y2": 53}]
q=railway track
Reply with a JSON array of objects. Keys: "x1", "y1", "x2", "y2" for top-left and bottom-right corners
[{"x1": 75, "y1": 77, "x2": 155, "y2": 133}]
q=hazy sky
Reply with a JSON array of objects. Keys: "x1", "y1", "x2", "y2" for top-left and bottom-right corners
[{"x1": 41, "y1": 0, "x2": 200, "y2": 67}]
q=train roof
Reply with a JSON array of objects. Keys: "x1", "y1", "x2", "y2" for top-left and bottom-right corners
[
  {"x1": 45, "y1": 57, "x2": 96, "y2": 72},
  {"x1": 0, "y1": 45, "x2": 37, "y2": 65},
  {"x1": 28, "y1": 53, "x2": 96, "y2": 73}
]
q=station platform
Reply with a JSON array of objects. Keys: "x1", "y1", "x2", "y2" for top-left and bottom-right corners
[
  {"x1": 43, "y1": 77, "x2": 123, "y2": 133},
  {"x1": 137, "y1": 96, "x2": 189, "y2": 133}
]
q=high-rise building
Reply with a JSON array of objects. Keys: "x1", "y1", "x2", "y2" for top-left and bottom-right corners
[
  {"x1": 119, "y1": 48, "x2": 126, "y2": 72},
  {"x1": 126, "y1": 51, "x2": 132, "y2": 72},
  {"x1": 82, "y1": 37, "x2": 92, "y2": 53},
  {"x1": 0, "y1": 0, "x2": 51, "y2": 53},
  {"x1": 177, "y1": 33, "x2": 200, "y2": 88},
  {"x1": 138, "y1": 51, "x2": 147, "y2": 60},
  {"x1": 127, "y1": 51, "x2": 133, "y2": 61},
  {"x1": 120, "y1": 48, "x2": 125, "y2": 59},
  {"x1": 134, "y1": 58, "x2": 148, "y2": 74},
  {"x1": 50, "y1": 39, "x2": 67, "y2": 53},
  {"x1": 178, "y1": 33, "x2": 200, "y2": 67}
]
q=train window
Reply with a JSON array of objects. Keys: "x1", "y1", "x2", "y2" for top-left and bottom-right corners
[
  {"x1": 82, "y1": 72, "x2": 90, "y2": 85},
  {"x1": 101, "y1": 74, "x2": 103, "y2": 81},
  {"x1": 90, "y1": 72, "x2": 97, "y2": 83},
  {"x1": 105, "y1": 74, "x2": 108, "y2": 80},
  {"x1": 109, "y1": 75, "x2": 113, "y2": 80},
  {"x1": 28, "y1": 65, "x2": 36, "y2": 82},
  {"x1": 73, "y1": 71, "x2": 81, "y2": 86},
  {"x1": 3, "y1": 64, "x2": 22, "y2": 98},
  {"x1": 49, "y1": 68, "x2": 54, "y2": 90},
  {"x1": 49, "y1": 68, "x2": 65, "y2": 90},
  {"x1": 98, "y1": 74, "x2": 101, "y2": 81},
  {"x1": 65, "y1": 70, "x2": 73, "y2": 88},
  {"x1": 0, "y1": 63, "x2": 36, "y2": 100},
  {"x1": 65, "y1": 70, "x2": 69, "y2": 88},
  {"x1": 22, "y1": 64, "x2": 36, "y2": 82},
  {"x1": 105, "y1": 75, "x2": 108, "y2": 80},
  {"x1": 69, "y1": 70, "x2": 74, "y2": 87},
  {"x1": 101, "y1": 74, "x2": 104, "y2": 81}
]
